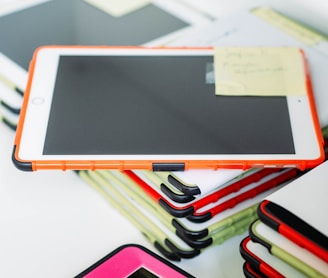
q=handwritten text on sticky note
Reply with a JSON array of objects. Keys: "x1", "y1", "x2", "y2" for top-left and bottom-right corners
[
  {"x1": 84, "y1": 0, "x2": 151, "y2": 17},
  {"x1": 214, "y1": 47, "x2": 307, "y2": 96}
]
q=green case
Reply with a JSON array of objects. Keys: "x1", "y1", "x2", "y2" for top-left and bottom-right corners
[{"x1": 249, "y1": 219, "x2": 328, "y2": 277}]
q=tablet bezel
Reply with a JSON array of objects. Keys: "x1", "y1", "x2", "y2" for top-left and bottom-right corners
[{"x1": 14, "y1": 46, "x2": 324, "y2": 170}]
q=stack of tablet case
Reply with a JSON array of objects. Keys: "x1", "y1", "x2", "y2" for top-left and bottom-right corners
[
  {"x1": 240, "y1": 160, "x2": 328, "y2": 277},
  {"x1": 0, "y1": 52, "x2": 26, "y2": 130},
  {"x1": 146, "y1": 168, "x2": 246, "y2": 202},
  {"x1": 76, "y1": 167, "x2": 299, "y2": 261},
  {"x1": 124, "y1": 168, "x2": 298, "y2": 221}
]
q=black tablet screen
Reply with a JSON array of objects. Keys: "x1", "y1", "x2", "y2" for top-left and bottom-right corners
[{"x1": 43, "y1": 55, "x2": 295, "y2": 155}]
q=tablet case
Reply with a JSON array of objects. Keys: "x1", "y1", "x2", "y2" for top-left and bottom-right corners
[
  {"x1": 243, "y1": 261, "x2": 266, "y2": 278},
  {"x1": 249, "y1": 220, "x2": 328, "y2": 277},
  {"x1": 78, "y1": 169, "x2": 256, "y2": 257},
  {"x1": 75, "y1": 244, "x2": 194, "y2": 277},
  {"x1": 77, "y1": 166, "x2": 298, "y2": 260},
  {"x1": 240, "y1": 237, "x2": 307, "y2": 278},
  {"x1": 154, "y1": 168, "x2": 246, "y2": 197},
  {"x1": 123, "y1": 168, "x2": 298, "y2": 221},
  {"x1": 257, "y1": 160, "x2": 328, "y2": 263},
  {"x1": 76, "y1": 170, "x2": 193, "y2": 261},
  {"x1": 134, "y1": 168, "x2": 267, "y2": 203},
  {"x1": 12, "y1": 46, "x2": 324, "y2": 171},
  {"x1": 0, "y1": 53, "x2": 26, "y2": 129},
  {"x1": 0, "y1": 52, "x2": 26, "y2": 113},
  {"x1": 100, "y1": 169, "x2": 291, "y2": 241},
  {"x1": 0, "y1": 106, "x2": 19, "y2": 130}
]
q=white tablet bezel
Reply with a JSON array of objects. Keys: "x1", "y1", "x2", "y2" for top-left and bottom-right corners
[{"x1": 16, "y1": 46, "x2": 323, "y2": 168}]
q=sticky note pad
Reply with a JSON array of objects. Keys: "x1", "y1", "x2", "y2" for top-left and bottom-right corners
[
  {"x1": 84, "y1": 0, "x2": 151, "y2": 17},
  {"x1": 214, "y1": 47, "x2": 307, "y2": 96}
]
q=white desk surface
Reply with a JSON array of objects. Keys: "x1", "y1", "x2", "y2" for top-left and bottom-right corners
[{"x1": 0, "y1": 0, "x2": 326, "y2": 277}]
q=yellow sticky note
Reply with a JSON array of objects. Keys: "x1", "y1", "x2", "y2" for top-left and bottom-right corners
[
  {"x1": 84, "y1": 0, "x2": 151, "y2": 17},
  {"x1": 214, "y1": 47, "x2": 307, "y2": 96}
]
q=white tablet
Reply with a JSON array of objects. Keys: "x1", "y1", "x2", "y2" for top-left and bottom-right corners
[{"x1": 13, "y1": 46, "x2": 324, "y2": 171}]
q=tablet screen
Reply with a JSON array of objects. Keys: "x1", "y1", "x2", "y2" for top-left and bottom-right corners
[
  {"x1": 128, "y1": 267, "x2": 158, "y2": 278},
  {"x1": 43, "y1": 54, "x2": 295, "y2": 155}
]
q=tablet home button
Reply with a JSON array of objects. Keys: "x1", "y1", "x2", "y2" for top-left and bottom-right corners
[{"x1": 32, "y1": 97, "x2": 45, "y2": 105}]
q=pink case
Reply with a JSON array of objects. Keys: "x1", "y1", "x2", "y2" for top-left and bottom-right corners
[{"x1": 75, "y1": 244, "x2": 194, "y2": 277}]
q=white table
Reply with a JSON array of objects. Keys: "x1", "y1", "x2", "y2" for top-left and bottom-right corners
[{"x1": 0, "y1": 0, "x2": 326, "y2": 277}]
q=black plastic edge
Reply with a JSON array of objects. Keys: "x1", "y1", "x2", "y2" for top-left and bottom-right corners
[
  {"x1": 243, "y1": 262, "x2": 268, "y2": 278},
  {"x1": 154, "y1": 241, "x2": 181, "y2": 262},
  {"x1": 159, "y1": 199, "x2": 194, "y2": 218},
  {"x1": 259, "y1": 201, "x2": 328, "y2": 251},
  {"x1": 160, "y1": 183, "x2": 195, "y2": 203},
  {"x1": 257, "y1": 201, "x2": 280, "y2": 231},
  {"x1": 74, "y1": 245, "x2": 127, "y2": 277},
  {"x1": 152, "y1": 163, "x2": 185, "y2": 172},
  {"x1": 15, "y1": 87, "x2": 24, "y2": 96},
  {"x1": 12, "y1": 145, "x2": 33, "y2": 171},
  {"x1": 0, "y1": 100, "x2": 21, "y2": 114},
  {"x1": 172, "y1": 218, "x2": 208, "y2": 239},
  {"x1": 186, "y1": 212, "x2": 212, "y2": 223},
  {"x1": 164, "y1": 239, "x2": 200, "y2": 259},
  {"x1": 243, "y1": 262, "x2": 257, "y2": 278},
  {"x1": 239, "y1": 237, "x2": 261, "y2": 272},
  {"x1": 167, "y1": 174, "x2": 201, "y2": 195},
  {"x1": 176, "y1": 230, "x2": 212, "y2": 249},
  {"x1": 2, "y1": 117, "x2": 17, "y2": 130}
]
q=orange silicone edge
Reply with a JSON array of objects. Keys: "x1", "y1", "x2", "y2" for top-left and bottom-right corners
[
  {"x1": 13, "y1": 46, "x2": 325, "y2": 171},
  {"x1": 299, "y1": 49, "x2": 325, "y2": 167}
]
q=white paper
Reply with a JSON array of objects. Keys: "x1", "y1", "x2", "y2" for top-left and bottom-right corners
[{"x1": 0, "y1": 0, "x2": 50, "y2": 17}]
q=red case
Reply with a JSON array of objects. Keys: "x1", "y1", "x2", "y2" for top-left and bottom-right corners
[
  {"x1": 240, "y1": 237, "x2": 284, "y2": 278},
  {"x1": 122, "y1": 168, "x2": 298, "y2": 222},
  {"x1": 257, "y1": 200, "x2": 328, "y2": 263}
]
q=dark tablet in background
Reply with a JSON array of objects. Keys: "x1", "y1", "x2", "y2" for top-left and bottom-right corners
[{"x1": 0, "y1": 0, "x2": 190, "y2": 69}]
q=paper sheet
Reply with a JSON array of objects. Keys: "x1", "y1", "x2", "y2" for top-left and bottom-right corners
[
  {"x1": 84, "y1": 0, "x2": 151, "y2": 17},
  {"x1": 252, "y1": 7, "x2": 326, "y2": 46},
  {"x1": 0, "y1": 0, "x2": 49, "y2": 16}
]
